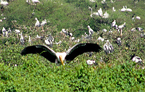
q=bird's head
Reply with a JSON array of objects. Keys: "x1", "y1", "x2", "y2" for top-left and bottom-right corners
[{"x1": 59, "y1": 55, "x2": 65, "y2": 66}]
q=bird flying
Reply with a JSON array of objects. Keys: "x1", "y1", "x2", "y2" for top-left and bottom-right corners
[{"x1": 21, "y1": 43, "x2": 102, "y2": 65}]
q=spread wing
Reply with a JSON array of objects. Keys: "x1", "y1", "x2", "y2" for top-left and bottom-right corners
[
  {"x1": 65, "y1": 43, "x2": 102, "y2": 61},
  {"x1": 21, "y1": 45, "x2": 57, "y2": 63}
]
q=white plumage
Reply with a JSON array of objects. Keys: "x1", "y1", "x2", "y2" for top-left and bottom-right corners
[
  {"x1": 0, "y1": 0, "x2": 8, "y2": 6},
  {"x1": 103, "y1": 40, "x2": 114, "y2": 54},
  {"x1": 35, "y1": 18, "x2": 40, "y2": 27},
  {"x1": 86, "y1": 60, "x2": 96, "y2": 65},
  {"x1": 87, "y1": 25, "x2": 94, "y2": 36}
]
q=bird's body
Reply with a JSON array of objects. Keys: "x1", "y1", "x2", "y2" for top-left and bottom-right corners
[
  {"x1": 102, "y1": 11, "x2": 109, "y2": 18},
  {"x1": 0, "y1": 0, "x2": 8, "y2": 6},
  {"x1": 98, "y1": 8, "x2": 103, "y2": 17},
  {"x1": 20, "y1": 32, "x2": 24, "y2": 45},
  {"x1": 112, "y1": 7, "x2": 116, "y2": 12},
  {"x1": 35, "y1": 18, "x2": 40, "y2": 27},
  {"x1": 86, "y1": 60, "x2": 96, "y2": 65},
  {"x1": 111, "y1": 20, "x2": 116, "y2": 27},
  {"x1": 32, "y1": 0, "x2": 40, "y2": 4},
  {"x1": 103, "y1": 40, "x2": 114, "y2": 54},
  {"x1": 116, "y1": 37, "x2": 121, "y2": 46},
  {"x1": 21, "y1": 43, "x2": 102, "y2": 65},
  {"x1": 87, "y1": 25, "x2": 94, "y2": 36},
  {"x1": 131, "y1": 54, "x2": 142, "y2": 63}
]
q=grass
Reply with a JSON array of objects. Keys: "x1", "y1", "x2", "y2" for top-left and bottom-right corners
[{"x1": 0, "y1": 0, "x2": 145, "y2": 91}]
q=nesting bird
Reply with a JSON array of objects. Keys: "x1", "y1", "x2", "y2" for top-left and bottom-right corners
[
  {"x1": 103, "y1": 40, "x2": 114, "y2": 54},
  {"x1": 41, "y1": 19, "x2": 47, "y2": 31},
  {"x1": 20, "y1": 32, "x2": 25, "y2": 45},
  {"x1": 21, "y1": 43, "x2": 102, "y2": 65},
  {"x1": 131, "y1": 54, "x2": 143, "y2": 64},
  {"x1": 0, "y1": 0, "x2": 9, "y2": 6},
  {"x1": 86, "y1": 60, "x2": 97, "y2": 65},
  {"x1": 116, "y1": 37, "x2": 121, "y2": 46},
  {"x1": 87, "y1": 25, "x2": 94, "y2": 36},
  {"x1": 35, "y1": 18, "x2": 40, "y2": 30}
]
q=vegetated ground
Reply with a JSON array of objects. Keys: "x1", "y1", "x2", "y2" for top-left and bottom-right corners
[{"x1": 0, "y1": 0, "x2": 145, "y2": 91}]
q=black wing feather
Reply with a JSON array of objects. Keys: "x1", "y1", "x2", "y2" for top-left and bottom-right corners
[
  {"x1": 65, "y1": 43, "x2": 102, "y2": 61},
  {"x1": 21, "y1": 45, "x2": 57, "y2": 63}
]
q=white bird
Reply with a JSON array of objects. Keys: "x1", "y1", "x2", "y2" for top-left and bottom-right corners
[
  {"x1": 103, "y1": 40, "x2": 114, "y2": 54},
  {"x1": 136, "y1": 16, "x2": 141, "y2": 20},
  {"x1": 86, "y1": 60, "x2": 96, "y2": 65},
  {"x1": 0, "y1": 0, "x2": 8, "y2": 6},
  {"x1": 89, "y1": 0, "x2": 96, "y2": 3},
  {"x1": 2, "y1": 27, "x2": 6, "y2": 37},
  {"x1": 97, "y1": 36, "x2": 104, "y2": 42},
  {"x1": 118, "y1": 22, "x2": 126, "y2": 37},
  {"x1": 32, "y1": 0, "x2": 40, "y2": 4},
  {"x1": 121, "y1": 6, "x2": 126, "y2": 12},
  {"x1": 130, "y1": 28, "x2": 136, "y2": 32},
  {"x1": 20, "y1": 32, "x2": 25, "y2": 45},
  {"x1": 8, "y1": 28, "x2": 11, "y2": 33},
  {"x1": 36, "y1": 34, "x2": 42, "y2": 39},
  {"x1": 102, "y1": 29, "x2": 107, "y2": 32},
  {"x1": 21, "y1": 43, "x2": 102, "y2": 65},
  {"x1": 111, "y1": 20, "x2": 116, "y2": 27},
  {"x1": 101, "y1": 0, "x2": 106, "y2": 4},
  {"x1": 116, "y1": 37, "x2": 121, "y2": 46},
  {"x1": 125, "y1": 6, "x2": 132, "y2": 12},
  {"x1": 87, "y1": 25, "x2": 94, "y2": 36},
  {"x1": 102, "y1": 11, "x2": 109, "y2": 18},
  {"x1": 112, "y1": 7, "x2": 116, "y2": 12},
  {"x1": 98, "y1": 8, "x2": 103, "y2": 17},
  {"x1": 137, "y1": 27, "x2": 143, "y2": 32},
  {"x1": 41, "y1": 19, "x2": 47, "y2": 30},
  {"x1": 15, "y1": 29, "x2": 20, "y2": 38},
  {"x1": 35, "y1": 17, "x2": 40, "y2": 27},
  {"x1": 131, "y1": 54, "x2": 142, "y2": 63},
  {"x1": 28, "y1": 36, "x2": 31, "y2": 45}
]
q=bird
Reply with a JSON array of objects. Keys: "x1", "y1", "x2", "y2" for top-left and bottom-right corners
[
  {"x1": 118, "y1": 22, "x2": 126, "y2": 37},
  {"x1": 41, "y1": 19, "x2": 47, "y2": 31},
  {"x1": 32, "y1": 0, "x2": 40, "y2": 9},
  {"x1": 131, "y1": 54, "x2": 143, "y2": 64},
  {"x1": 20, "y1": 32, "x2": 25, "y2": 45},
  {"x1": 116, "y1": 37, "x2": 121, "y2": 46},
  {"x1": 87, "y1": 25, "x2": 94, "y2": 36},
  {"x1": 28, "y1": 36, "x2": 31, "y2": 45},
  {"x1": 86, "y1": 60, "x2": 97, "y2": 65},
  {"x1": 21, "y1": 43, "x2": 102, "y2": 65},
  {"x1": 102, "y1": 11, "x2": 109, "y2": 18},
  {"x1": 35, "y1": 18, "x2": 40, "y2": 27},
  {"x1": 103, "y1": 40, "x2": 114, "y2": 54},
  {"x1": 0, "y1": 0, "x2": 8, "y2": 6},
  {"x1": 111, "y1": 20, "x2": 116, "y2": 28},
  {"x1": 98, "y1": 8, "x2": 103, "y2": 17},
  {"x1": 112, "y1": 7, "x2": 116, "y2": 12},
  {"x1": 2, "y1": 27, "x2": 6, "y2": 37},
  {"x1": 97, "y1": 36, "x2": 104, "y2": 42}
]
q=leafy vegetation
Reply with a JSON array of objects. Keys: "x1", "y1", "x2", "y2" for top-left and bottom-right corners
[{"x1": 0, "y1": 0, "x2": 145, "y2": 91}]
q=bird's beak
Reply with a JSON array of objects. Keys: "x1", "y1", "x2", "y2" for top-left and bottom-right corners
[{"x1": 59, "y1": 55, "x2": 65, "y2": 66}]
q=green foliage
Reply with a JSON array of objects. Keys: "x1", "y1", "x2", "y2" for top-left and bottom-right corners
[{"x1": 0, "y1": 0, "x2": 145, "y2": 91}]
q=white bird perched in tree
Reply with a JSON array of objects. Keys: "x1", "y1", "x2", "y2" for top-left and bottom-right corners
[
  {"x1": 131, "y1": 54, "x2": 143, "y2": 63},
  {"x1": 101, "y1": 0, "x2": 106, "y2": 4},
  {"x1": 112, "y1": 7, "x2": 116, "y2": 12},
  {"x1": 88, "y1": 6, "x2": 99, "y2": 17},
  {"x1": 137, "y1": 27, "x2": 143, "y2": 32},
  {"x1": 2, "y1": 27, "x2": 6, "y2": 37},
  {"x1": 41, "y1": 19, "x2": 47, "y2": 31},
  {"x1": 86, "y1": 60, "x2": 97, "y2": 65},
  {"x1": 116, "y1": 37, "x2": 121, "y2": 46},
  {"x1": 102, "y1": 11, "x2": 109, "y2": 18},
  {"x1": 87, "y1": 25, "x2": 94, "y2": 36},
  {"x1": 125, "y1": 6, "x2": 132, "y2": 12},
  {"x1": 89, "y1": 0, "x2": 96, "y2": 3},
  {"x1": 102, "y1": 29, "x2": 107, "y2": 32},
  {"x1": 28, "y1": 36, "x2": 31, "y2": 45},
  {"x1": 0, "y1": 0, "x2": 8, "y2": 6},
  {"x1": 26, "y1": 0, "x2": 31, "y2": 4},
  {"x1": 21, "y1": 43, "x2": 102, "y2": 65},
  {"x1": 8, "y1": 28, "x2": 11, "y2": 33},
  {"x1": 121, "y1": 6, "x2": 126, "y2": 12},
  {"x1": 32, "y1": 0, "x2": 40, "y2": 4},
  {"x1": 15, "y1": 29, "x2": 20, "y2": 38},
  {"x1": 45, "y1": 38, "x2": 53, "y2": 47},
  {"x1": 111, "y1": 20, "x2": 116, "y2": 28},
  {"x1": 98, "y1": 8, "x2": 103, "y2": 17},
  {"x1": 97, "y1": 36, "x2": 104, "y2": 42},
  {"x1": 136, "y1": 16, "x2": 141, "y2": 20},
  {"x1": 20, "y1": 32, "x2": 25, "y2": 45},
  {"x1": 118, "y1": 22, "x2": 126, "y2": 37},
  {"x1": 130, "y1": 28, "x2": 136, "y2": 32},
  {"x1": 35, "y1": 17, "x2": 40, "y2": 27},
  {"x1": 36, "y1": 34, "x2": 42, "y2": 39},
  {"x1": 103, "y1": 40, "x2": 114, "y2": 54}
]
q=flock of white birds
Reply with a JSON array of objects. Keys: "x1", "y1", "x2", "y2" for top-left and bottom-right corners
[{"x1": 0, "y1": 0, "x2": 144, "y2": 68}]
